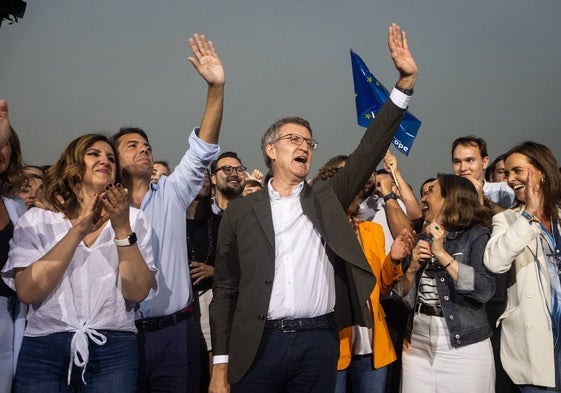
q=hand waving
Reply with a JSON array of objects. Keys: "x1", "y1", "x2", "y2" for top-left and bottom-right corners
[
  {"x1": 388, "y1": 23, "x2": 418, "y2": 86},
  {"x1": 188, "y1": 34, "x2": 225, "y2": 87}
]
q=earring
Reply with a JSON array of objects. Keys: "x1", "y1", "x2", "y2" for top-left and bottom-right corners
[{"x1": 541, "y1": 177, "x2": 546, "y2": 184}]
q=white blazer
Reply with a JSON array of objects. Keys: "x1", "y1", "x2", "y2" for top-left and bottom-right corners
[{"x1": 484, "y1": 206, "x2": 557, "y2": 388}]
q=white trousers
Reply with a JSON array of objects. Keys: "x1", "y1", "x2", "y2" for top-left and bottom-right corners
[{"x1": 401, "y1": 312, "x2": 495, "y2": 393}]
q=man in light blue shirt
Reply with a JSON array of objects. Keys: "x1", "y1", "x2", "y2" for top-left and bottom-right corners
[{"x1": 112, "y1": 33, "x2": 224, "y2": 393}]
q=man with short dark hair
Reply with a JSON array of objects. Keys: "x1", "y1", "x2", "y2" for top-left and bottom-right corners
[
  {"x1": 451, "y1": 135, "x2": 515, "y2": 211},
  {"x1": 209, "y1": 23, "x2": 417, "y2": 393},
  {"x1": 111, "y1": 33, "x2": 224, "y2": 393}
]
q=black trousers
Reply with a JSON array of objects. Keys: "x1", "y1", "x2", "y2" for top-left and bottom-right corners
[{"x1": 231, "y1": 327, "x2": 340, "y2": 393}]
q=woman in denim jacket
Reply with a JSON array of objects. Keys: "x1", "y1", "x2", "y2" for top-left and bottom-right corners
[{"x1": 397, "y1": 174, "x2": 496, "y2": 393}]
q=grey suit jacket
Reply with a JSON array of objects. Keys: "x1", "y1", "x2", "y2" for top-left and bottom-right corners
[{"x1": 210, "y1": 99, "x2": 406, "y2": 383}]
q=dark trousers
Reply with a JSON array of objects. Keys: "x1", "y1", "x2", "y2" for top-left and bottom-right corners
[
  {"x1": 231, "y1": 327, "x2": 339, "y2": 393},
  {"x1": 487, "y1": 301, "x2": 520, "y2": 393},
  {"x1": 136, "y1": 316, "x2": 201, "y2": 393}
]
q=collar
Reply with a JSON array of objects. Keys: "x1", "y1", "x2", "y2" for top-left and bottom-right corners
[{"x1": 267, "y1": 178, "x2": 304, "y2": 201}]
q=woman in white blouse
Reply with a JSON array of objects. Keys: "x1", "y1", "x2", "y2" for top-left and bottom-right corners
[
  {"x1": 484, "y1": 141, "x2": 561, "y2": 391},
  {"x1": 2, "y1": 134, "x2": 156, "y2": 392}
]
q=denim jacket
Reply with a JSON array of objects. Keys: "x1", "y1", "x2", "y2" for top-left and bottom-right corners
[{"x1": 399, "y1": 225, "x2": 495, "y2": 347}]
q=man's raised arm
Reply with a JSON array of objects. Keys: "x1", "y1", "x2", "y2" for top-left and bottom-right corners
[{"x1": 187, "y1": 33, "x2": 225, "y2": 145}]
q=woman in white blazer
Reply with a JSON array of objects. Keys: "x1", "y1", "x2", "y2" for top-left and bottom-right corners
[{"x1": 484, "y1": 141, "x2": 561, "y2": 392}]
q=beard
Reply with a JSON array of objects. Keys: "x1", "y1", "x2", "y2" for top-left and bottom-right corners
[{"x1": 219, "y1": 183, "x2": 244, "y2": 197}]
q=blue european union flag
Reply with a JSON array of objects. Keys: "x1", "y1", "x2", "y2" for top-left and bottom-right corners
[{"x1": 351, "y1": 49, "x2": 421, "y2": 156}]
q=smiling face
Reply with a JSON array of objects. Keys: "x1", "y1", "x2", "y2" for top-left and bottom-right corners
[
  {"x1": 267, "y1": 123, "x2": 313, "y2": 184},
  {"x1": 212, "y1": 156, "x2": 245, "y2": 197},
  {"x1": 420, "y1": 179, "x2": 445, "y2": 223},
  {"x1": 452, "y1": 143, "x2": 489, "y2": 184},
  {"x1": 504, "y1": 152, "x2": 544, "y2": 203},
  {"x1": 82, "y1": 140, "x2": 117, "y2": 193},
  {"x1": 115, "y1": 133, "x2": 153, "y2": 181}
]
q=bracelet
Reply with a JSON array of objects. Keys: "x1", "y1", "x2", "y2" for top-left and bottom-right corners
[{"x1": 442, "y1": 259, "x2": 455, "y2": 269}]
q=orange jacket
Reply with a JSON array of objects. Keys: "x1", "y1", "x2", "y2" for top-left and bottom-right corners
[{"x1": 337, "y1": 221, "x2": 403, "y2": 370}]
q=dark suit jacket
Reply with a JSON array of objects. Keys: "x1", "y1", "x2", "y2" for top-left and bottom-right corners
[{"x1": 210, "y1": 99, "x2": 406, "y2": 383}]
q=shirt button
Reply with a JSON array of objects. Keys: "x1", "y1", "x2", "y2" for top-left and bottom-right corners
[
  {"x1": 525, "y1": 292, "x2": 533, "y2": 298},
  {"x1": 265, "y1": 280, "x2": 272, "y2": 285},
  {"x1": 440, "y1": 277, "x2": 445, "y2": 282},
  {"x1": 258, "y1": 315, "x2": 265, "y2": 320},
  {"x1": 527, "y1": 324, "x2": 535, "y2": 330},
  {"x1": 455, "y1": 334, "x2": 460, "y2": 339},
  {"x1": 444, "y1": 296, "x2": 449, "y2": 301},
  {"x1": 449, "y1": 315, "x2": 455, "y2": 320}
]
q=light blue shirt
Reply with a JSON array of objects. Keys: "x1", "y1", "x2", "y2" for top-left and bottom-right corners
[
  {"x1": 136, "y1": 129, "x2": 219, "y2": 319},
  {"x1": 483, "y1": 181, "x2": 516, "y2": 209}
]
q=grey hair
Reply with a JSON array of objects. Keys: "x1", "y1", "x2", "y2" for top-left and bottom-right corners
[{"x1": 260, "y1": 116, "x2": 313, "y2": 169}]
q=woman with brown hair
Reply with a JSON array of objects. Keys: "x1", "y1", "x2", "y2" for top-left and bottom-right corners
[
  {"x1": 2, "y1": 133, "x2": 157, "y2": 392},
  {"x1": 484, "y1": 142, "x2": 561, "y2": 391},
  {"x1": 399, "y1": 174, "x2": 495, "y2": 393}
]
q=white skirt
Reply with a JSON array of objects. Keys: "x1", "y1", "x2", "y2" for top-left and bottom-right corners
[{"x1": 401, "y1": 312, "x2": 495, "y2": 393}]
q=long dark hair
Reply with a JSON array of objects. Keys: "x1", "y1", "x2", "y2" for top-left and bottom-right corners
[{"x1": 503, "y1": 141, "x2": 561, "y2": 220}]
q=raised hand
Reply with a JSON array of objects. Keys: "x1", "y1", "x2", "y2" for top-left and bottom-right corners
[
  {"x1": 388, "y1": 23, "x2": 418, "y2": 88},
  {"x1": 524, "y1": 167, "x2": 543, "y2": 215},
  {"x1": 384, "y1": 150, "x2": 399, "y2": 173},
  {"x1": 188, "y1": 34, "x2": 225, "y2": 87}
]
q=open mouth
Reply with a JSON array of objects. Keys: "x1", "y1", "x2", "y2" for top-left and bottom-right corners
[
  {"x1": 513, "y1": 184, "x2": 524, "y2": 191},
  {"x1": 295, "y1": 156, "x2": 308, "y2": 164}
]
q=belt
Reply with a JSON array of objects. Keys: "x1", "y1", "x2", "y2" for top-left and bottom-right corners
[
  {"x1": 417, "y1": 302, "x2": 443, "y2": 317},
  {"x1": 265, "y1": 313, "x2": 335, "y2": 333},
  {"x1": 135, "y1": 305, "x2": 193, "y2": 332}
]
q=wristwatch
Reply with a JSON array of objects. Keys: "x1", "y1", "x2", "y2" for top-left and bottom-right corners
[
  {"x1": 114, "y1": 232, "x2": 137, "y2": 247},
  {"x1": 383, "y1": 192, "x2": 397, "y2": 203},
  {"x1": 395, "y1": 84, "x2": 414, "y2": 96}
]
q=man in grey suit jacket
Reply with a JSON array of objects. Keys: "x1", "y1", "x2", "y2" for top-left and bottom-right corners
[{"x1": 209, "y1": 23, "x2": 418, "y2": 393}]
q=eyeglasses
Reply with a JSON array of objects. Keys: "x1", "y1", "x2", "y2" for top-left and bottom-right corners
[
  {"x1": 215, "y1": 165, "x2": 247, "y2": 175},
  {"x1": 275, "y1": 133, "x2": 318, "y2": 150}
]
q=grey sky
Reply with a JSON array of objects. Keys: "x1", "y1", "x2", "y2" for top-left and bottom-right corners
[{"x1": 2, "y1": 0, "x2": 560, "y2": 194}]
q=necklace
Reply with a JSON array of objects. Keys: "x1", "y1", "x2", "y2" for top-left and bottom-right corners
[{"x1": 186, "y1": 214, "x2": 213, "y2": 264}]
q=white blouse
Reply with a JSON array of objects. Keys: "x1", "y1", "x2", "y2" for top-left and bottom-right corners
[{"x1": 1, "y1": 207, "x2": 157, "y2": 383}]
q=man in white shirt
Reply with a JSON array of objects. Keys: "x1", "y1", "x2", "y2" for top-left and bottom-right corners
[{"x1": 209, "y1": 23, "x2": 418, "y2": 393}]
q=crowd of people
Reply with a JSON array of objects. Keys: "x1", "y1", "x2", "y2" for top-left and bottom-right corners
[{"x1": 0, "y1": 23, "x2": 559, "y2": 393}]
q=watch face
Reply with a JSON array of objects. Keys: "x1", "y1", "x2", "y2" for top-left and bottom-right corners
[{"x1": 129, "y1": 232, "x2": 137, "y2": 245}]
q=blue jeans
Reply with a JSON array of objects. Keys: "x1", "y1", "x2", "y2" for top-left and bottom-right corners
[
  {"x1": 14, "y1": 331, "x2": 138, "y2": 393},
  {"x1": 335, "y1": 355, "x2": 387, "y2": 393}
]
